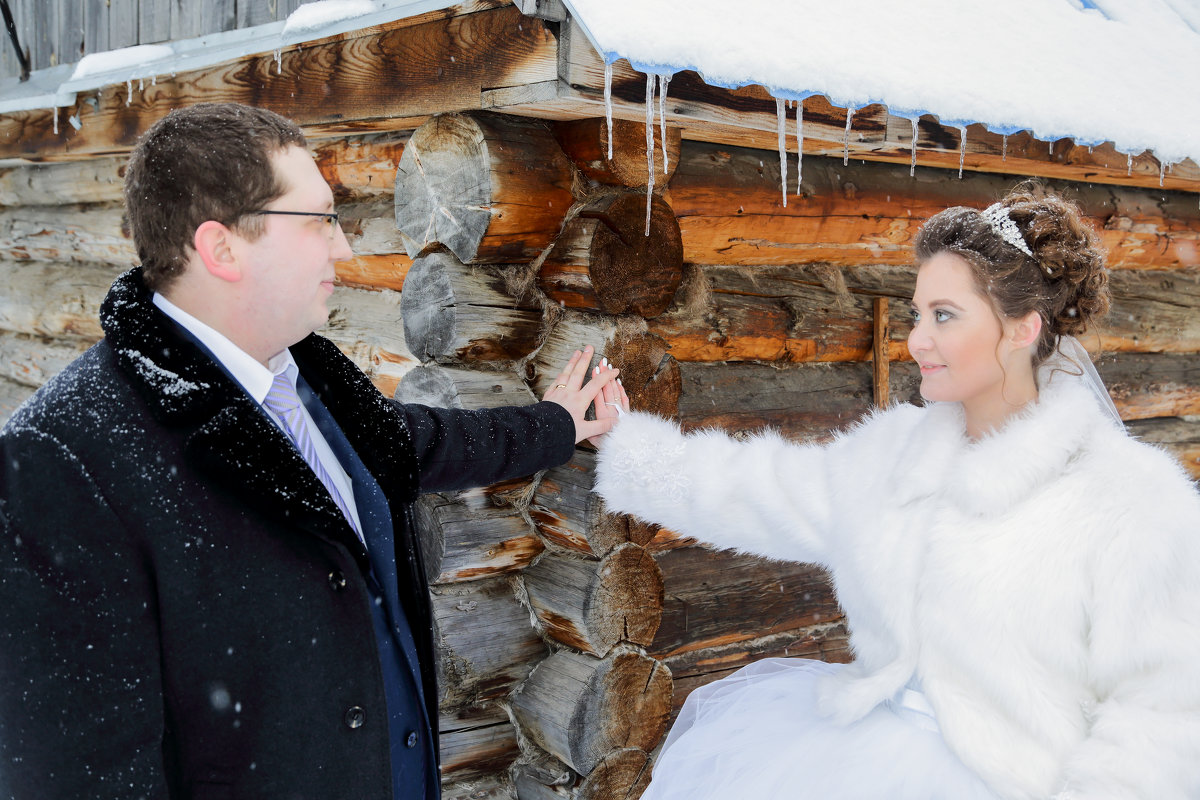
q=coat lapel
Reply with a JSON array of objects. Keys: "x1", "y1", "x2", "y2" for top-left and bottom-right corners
[{"x1": 98, "y1": 267, "x2": 369, "y2": 564}]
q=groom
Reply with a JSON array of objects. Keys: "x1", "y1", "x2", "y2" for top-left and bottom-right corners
[{"x1": 0, "y1": 103, "x2": 615, "y2": 800}]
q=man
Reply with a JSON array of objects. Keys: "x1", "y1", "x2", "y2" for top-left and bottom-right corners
[{"x1": 0, "y1": 103, "x2": 616, "y2": 799}]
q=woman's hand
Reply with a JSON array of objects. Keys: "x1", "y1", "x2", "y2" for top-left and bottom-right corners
[
  {"x1": 542, "y1": 346, "x2": 621, "y2": 444},
  {"x1": 589, "y1": 358, "x2": 629, "y2": 447}
]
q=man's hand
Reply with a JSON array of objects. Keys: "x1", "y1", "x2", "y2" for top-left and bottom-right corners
[{"x1": 542, "y1": 345, "x2": 621, "y2": 445}]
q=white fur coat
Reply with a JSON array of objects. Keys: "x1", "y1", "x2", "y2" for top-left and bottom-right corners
[{"x1": 594, "y1": 380, "x2": 1200, "y2": 800}]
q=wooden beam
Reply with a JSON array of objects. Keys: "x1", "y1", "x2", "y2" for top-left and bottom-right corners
[
  {"x1": 548, "y1": 18, "x2": 1200, "y2": 195},
  {"x1": 0, "y1": 3, "x2": 558, "y2": 162},
  {"x1": 872, "y1": 297, "x2": 889, "y2": 408}
]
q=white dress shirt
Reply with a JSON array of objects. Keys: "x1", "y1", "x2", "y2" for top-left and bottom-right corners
[{"x1": 152, "y1": 292, "x2": 363, "y2": 538}]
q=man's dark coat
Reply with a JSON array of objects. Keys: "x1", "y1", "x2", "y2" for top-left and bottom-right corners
[{"x1": 0, "y1": 268, "x2": 575, "y2": 799}]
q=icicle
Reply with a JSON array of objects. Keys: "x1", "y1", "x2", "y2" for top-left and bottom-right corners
[
  {"x1": 138, "y1": 77, "x2": 144, "y2": 90},
  {"x1": 274, "y1": 48, "x2": 283, "y2": 75},
  {"x1": 1159, "y1": 159, "x2": 1166, "y2": 187},
  {"x1": 843, "y1": 106, "x2": 854, "y2": 166},
  {"x1": 604, "y1": 61, "x2": 614, "y2": 160},
  {"x1": 52, "y1": 107, "x2": 59, "y2": 135},
  {"x1": 775, "y1": 98, "x2": 788, "y2": 208},
  {"x1": 1002, "y1": 134, "x2": 1008, "y2": 162},
  {"x1": 795, "y1": 101, "x2": 804, "y2": 194},
  {"x1": 151, "y1": 75, "x2": 157, "y2": 86},
  {"x1": 126, "y1": 79, "x2": 133, "y2": 107},
  {"x1": 1048, "y1": 140, "x2": 1053, "y2": 155},
  {"x1": 958, "y1": 127, "x2": 966, "y2": 179},
  {"x1": 909, "y1": 118, "x2": 918, "y2": 177},
  {"x1": 644, "y1": 72, "x2": 655, "y2": 237},
  {"x1": 658, "y1": 73, "x2": 671, "y2": 174},
  {"x1": 1127, "y1": 153, "x2": 1133, "y2": 176}
]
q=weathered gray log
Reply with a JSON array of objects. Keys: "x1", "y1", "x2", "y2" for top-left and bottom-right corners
[
  {"x1": 647, "y1": 547, "x2": 843, "y2": 661},
  {"x1": 665, "y1": 623, "x2": 852, "y2": 720},
  {"x1": 532, "y1": 313, "x2": 681, "y2": 419},
  {"x1": 443, "y1": 774, "x2": 516, "y2": 800},
  {"x1": 513, "y1": 748, "x2": 652, "y2": 800},
  {"x1": 0, "y1": 259, "x2": 116, "y2": 340},
  {"x1": 0, "y1": 156, "x2": 126, "y2": 206},
  {"x1": 432, "y1": 578, "x2": 549, "y2": 709},
  {"x1": 538, "y1": 193, "x2": 683, "y2": 318},
  {"x1": 416, "y1": 494, "x2": 544, "y2": 585},
  {"x1": 510, "y1": 648, "x2": 672, "y2": 775},
  {"x1": 395, "y1": 363, "x2": 536, "y2": 409},
  {"x1": 323, "y1": 285, "x2": 417, "y2": 396},
  {"x1": 401, "y1": 250, "x2": 543, "y2": 364},
  {"x1": 522, "y1": 544, "x2": 664, "y2": 656},
  {"x1": 528, "y1": 448, "x2": 656, "y2": 557},
  {"x1": 438, "y1": 703, "x2": 521, "y2": 785},
  {"x1": 0, "y1": 205, "x2": 135, "y2": 266},
  {"x1": 553, "y1": 117, "x2": 681, "y2": 187},
  {"x1": 1096, "y1": 352, "x2": 1200, "y2": 421},
  {"x1": 394, "y1": 112, "x2": 575, "y2": 263},
  {"x1": 0, "y1": 375, "x2": 35, "y2": 424},
  {"x1": 0, "y1": 332, "x2": 90, "y2": 388}
]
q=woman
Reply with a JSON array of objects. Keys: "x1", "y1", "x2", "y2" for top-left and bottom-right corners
[{"x1": 591, "y1": 184, "x2": 1200, "y2": 800}]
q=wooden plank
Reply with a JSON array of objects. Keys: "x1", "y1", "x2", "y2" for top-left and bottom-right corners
[
  {"x1": 647, "y1": 546, "x2": 843, "y2": 661},
  {"x1": 171, "y1": 0, "x2": 235, "y2": 41},
  {"x1": 236, "y1": 0, "x2": 285, "y2": 28},
  {"x1": 0, "y1": 4, "x2": 559, "y2": 162},
  {"x1": 554, "y1": 18, "x2": 1200, "y2": 194},
  {"x1": 29, "y1": 0, "x2": 60, "y2": 70},
  {"x1": 666, "y1": 140, "x2": 1200, "y2": 271},
  {"x1": 138, "y1": 0, "x2": 170, "y2": 44},
  {"x1": 105, "y1": 0, "x2": 138, "y2": 51},
  {"x1": 60, "y1": 0, "x2": 85, "y2": 66}
]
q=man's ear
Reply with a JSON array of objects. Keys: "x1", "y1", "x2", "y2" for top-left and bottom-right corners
[
  {"x1": 193, "y1": 220, "x2": 243, "y2": 283},
  {"x1": 1008, "y1": 309, "x2": 1042, "y2": 350}
]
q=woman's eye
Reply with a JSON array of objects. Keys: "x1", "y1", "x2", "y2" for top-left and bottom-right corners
[
  {"x1": 934, "y1": 309, "x2": 953, "y2": 323},
  {"x1": 909, "y1": 309, "x2": 920, "y2": 322}
]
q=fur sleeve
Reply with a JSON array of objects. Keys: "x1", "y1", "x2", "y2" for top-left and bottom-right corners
[
  {"x1": 594, "y1": 412, "x2": 875, "y2": 566},
  {"x1": 1058, "y1": 443, "x2": 1200, "y2": 799}
]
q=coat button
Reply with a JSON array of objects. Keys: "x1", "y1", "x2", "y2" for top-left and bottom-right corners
[
  {"x1": 328, "y1": 571, "x2": 347, "y2": 591},
  {"x1": 405, "y1": 731, "x2": 418, "y2": 748},
  {"x1": 344, "y1": 706, "x2": 366, "y2": 729}
]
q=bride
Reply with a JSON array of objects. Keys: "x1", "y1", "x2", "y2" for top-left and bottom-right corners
[{"x1": 590, "y1": 183, "x2": 1200, "y2": 800}]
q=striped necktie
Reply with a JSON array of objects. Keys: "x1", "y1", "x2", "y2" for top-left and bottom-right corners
[{"x1": 263, "y1": 372, "x2": 360, "y2": 537}]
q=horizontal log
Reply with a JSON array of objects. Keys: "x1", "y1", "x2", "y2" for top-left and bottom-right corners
[
  {"x1": 0, "y1": 332, "x2": 90, "y2": 388},
  {"x1": 522, "y1": 543, "x2": 664, "y2": 656},
  {"x1": 432, "y1": 578, "x2": 548, "y2": 709},
  {"x1": 666, "y1": 139, "x2": 1200, "y2": 270},
  {"x1": 513, "y1": 748, "x2": 652, "y2": 800},
  {"x1": 401, "y1": 250, "x2": 543, "y2": 364},
  {"x1": 334, "y1": 254, "x2": 411, "y2": 293},
  {"x1": 1126, "y1": 416, "x2": 1200, "y2": 480},
  {"x1": 647, "y1": 547, "x2": 843, "y2": 661},
  {"x1": 439, "y1": 703, "x2": 520, "y2": 784},
  {"x1": 0, "y1": 156, "x2": 126, "y2": 206},
  {"x1": 538, "y1": 192, "x2": 684, "y2": 318},
  {"x1": 442, "y1": 775, "x2": 514, "y2": 800},
  {"x1": 395, "y1": 363, "x2": 536, "y2": 410},
  {"x1": 510, "y1": 648, "x2": 672, "y2": 775},
  {"x1": 0, "y1": 375, "x2": 35, "y2": 424},
  {"x1": 650, "y1": 263, "x2": 1200, "y2": 367},
  {"x1": 1096, "y1": 353, "x2": 1200, "y2": 421},
  {"x1": 531, "y1": 312, "x2": 681, "y2": 419},
  {"x1": 0, "y1": 4, "x2": 558, "y2": 162},
  {"x1": 394, "y1": 111, "x2": 574, "y2": 263},
  {"x1": 416, "y1": 493, "x2": 544, "y2": 585},
  {"x1": 555, "y1": 21, "x2": 1200, "y2": 194},
  {"x1": 528, "y1": 447, "x2": 657, "y2": 558},
  {"x1": 553, "y1": 117, "x2": 681, "y2": 187},
  {"x1": 0, "y1": 204, "x2": 135, "y2": 267},
  {"x1": 323, "y1": 286, "x2": 417, "y2": 397},
  {"x1": 311, "y1": 131, "x2": 410, "y2": 200},
  {"x1": 0, "y1": 259, "x2": 116, "y2": 341},
  {"x1": 664, "y1": 623, "x2": 852, "y2": 720}
]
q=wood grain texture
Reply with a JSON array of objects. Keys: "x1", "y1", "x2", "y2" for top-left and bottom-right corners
[
  {"x1": 523, "y1": 544, "x2": 664, "y2": 656},
  {"x1": 432, "y1": 578, "x2": 548, "y2": 709},
  {"x1": 513, "y1": 748, "x2": 652, "y2": 800},
  {"x1": 553, "y1": 117, "x2": 681, "y2": 187},
  {"x1": 416, "y1": 492, "x2": 544, "y2": 585},
  {"x1": 510, "y1": 648, "x2": 672, "y2": 775},
  {"x1": 394, "y1": 363, "x2": 535, "y2": 410}
]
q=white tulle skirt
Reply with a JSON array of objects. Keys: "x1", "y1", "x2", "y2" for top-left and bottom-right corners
[{"x1": 641, "y1": 659, "x2": 999, "y2": 800}]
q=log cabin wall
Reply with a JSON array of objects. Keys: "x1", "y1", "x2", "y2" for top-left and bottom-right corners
[{"x1": 3, "y1": 4, "x2": 1200, "y2": 800}]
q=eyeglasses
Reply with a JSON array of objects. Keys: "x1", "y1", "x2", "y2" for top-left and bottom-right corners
[{"x1": 247, "y1": 209, "x2": 340, "y2": 235}]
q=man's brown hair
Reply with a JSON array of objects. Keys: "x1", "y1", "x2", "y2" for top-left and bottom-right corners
[{"x1": 123, "y1": 103, "x2": 308, "y2": 292}]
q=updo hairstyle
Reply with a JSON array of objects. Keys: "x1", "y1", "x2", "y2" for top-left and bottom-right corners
[{"x1": 913, "y1": 181, "x2": 1110, "y2": 365}]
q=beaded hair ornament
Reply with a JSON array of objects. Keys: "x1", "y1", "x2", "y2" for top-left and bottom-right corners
[{"x1": 980, "y1": 202, "x2": 1038, "y2": 264}]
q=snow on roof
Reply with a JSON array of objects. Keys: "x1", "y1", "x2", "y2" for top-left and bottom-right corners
[{"x1": 564, "y1": 0, "x2": 1200, "y2": 165}]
